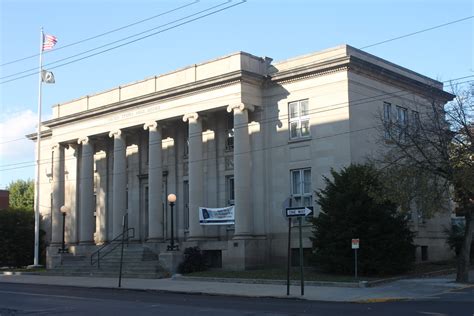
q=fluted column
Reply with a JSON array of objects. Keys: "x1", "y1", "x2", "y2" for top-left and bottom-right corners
[
  {"x1": 227, "y1": 103, "x2": 254, "y2": 238},
  {"x1": 78, "y1": 137, "x2": 95, "y2": 244},
  {"x1": 183, "y1": 112, "x2": 204, "y2": 239},
  {"x1": 51, "y1": 144, "x2": 65, "y2": 245},
  {"x1": 109, "y1": 129, "x2": 127, "y2": 237},
  {"x1": 144, "y1": 121, "x2": 163, "y2": 241}
]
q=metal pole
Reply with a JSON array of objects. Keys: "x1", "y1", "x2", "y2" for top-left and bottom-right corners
[
  {"x1": 286, "y1": 217, "x2": 292, "y2": 296},
  {"x1": 355, "y1": 249, "x2": 358, "y2": 280},
  {"x1": 299, "y1": 217, "x2": 304, "y2": 296},
  {"x1": 60, "y1": 212, "x2": 66, "y2": 253},
  {"x1": 170, "y1": 202, "x2": 174, "y2": 250},
  {"x1": 33, "y1": 28, "x2": 44, "y2": 267}
]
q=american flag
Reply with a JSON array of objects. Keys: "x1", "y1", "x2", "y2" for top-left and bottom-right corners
[{"x1": 42, "y1": 34, "x2": 57, "y2": 51}]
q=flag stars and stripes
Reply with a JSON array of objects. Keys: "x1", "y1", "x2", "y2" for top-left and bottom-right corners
[{"x1": 42, "y1": 34, "x2": 58, "y2": 51}]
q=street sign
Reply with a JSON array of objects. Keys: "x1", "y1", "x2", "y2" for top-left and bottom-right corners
[
  {"x1": 351, "y1": 238, "x2": 359, "y2": 249},
  {"x1": 285, "y1": 206, "x2": 313, "y2": 217}
]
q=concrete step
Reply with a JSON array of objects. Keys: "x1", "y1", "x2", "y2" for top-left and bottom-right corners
[{"x1": 53, "y1": 244, "x2": 167, "y2": 278}]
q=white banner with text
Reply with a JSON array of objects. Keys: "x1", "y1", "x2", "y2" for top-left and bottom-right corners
[{"x1": 199, "y1": 206, "x2": 235, "y2": 225}]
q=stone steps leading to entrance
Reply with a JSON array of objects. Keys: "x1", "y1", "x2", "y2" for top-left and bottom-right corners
[{"x1": 48, "y1": 244, "x2": 168, "y2": 279}]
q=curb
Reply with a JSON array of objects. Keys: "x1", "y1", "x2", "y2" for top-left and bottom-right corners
[
  {"x1": 355, "y1": 297, "x2": 409, "y2": 303},
  {"x1": 174, "y1": 275, "x2": 370, "y2": 288}
]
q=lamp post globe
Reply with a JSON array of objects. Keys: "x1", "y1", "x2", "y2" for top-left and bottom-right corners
[
  {"x1": 167, "y1": 194, "x2": 178, "y2": 251},
  {"x1": 59, "y1": 205, "x2": 69, "y2": 254},
  {"x1": 167, "y1": 194, "x2": 177, "y2": 203}
]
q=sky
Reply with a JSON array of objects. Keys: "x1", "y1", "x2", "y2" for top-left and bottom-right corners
[{"x1": 0, "y1": 0, "x2": 473, "y2": 189}]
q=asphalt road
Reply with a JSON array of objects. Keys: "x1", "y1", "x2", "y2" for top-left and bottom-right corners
[{"x1": 0, "y1": 283, "x2": 472, "y2": 316}]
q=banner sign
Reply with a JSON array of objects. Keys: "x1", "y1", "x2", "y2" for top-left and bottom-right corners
[{"x1": 199, "y1": 206, "x2": 235, "y2": 225}]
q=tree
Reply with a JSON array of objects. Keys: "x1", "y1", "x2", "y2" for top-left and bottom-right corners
[
  {"x1": 378, "y1": 83, "x2": 473, "y2": 282},
  {"x1": 310, "y1": 164, "x2": 415, "y2": 276},
  {"x1": 0, "y1": 207, "x2": 34, "y2": 266},
  {"x1": 7, "y1": 179, "x2": 34, "y2": 210}
]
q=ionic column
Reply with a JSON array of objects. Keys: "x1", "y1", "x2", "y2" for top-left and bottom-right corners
[
  {"x1": 78, "y1": 137, "x2": 95, "y2": 244},
  {"x1": 109, "y1": 129, "x2": 127, "y2": 237},
  {"x1": 183, "y1": 113, "x2": 204, "y2": 239},
  {"x1": 51, "y1": 144, "x2": 65, "y2": 245},
  {"x1": 227, "y1": 103, "x2": 254, "y2": 238},
  {"x1": 144, "y1": 121, "x2": 163, "y2": 241}
]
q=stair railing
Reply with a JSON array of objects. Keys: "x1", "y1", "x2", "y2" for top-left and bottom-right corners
[{"x1": 90, "y1": 213, "x2": 134, "y2": 268}]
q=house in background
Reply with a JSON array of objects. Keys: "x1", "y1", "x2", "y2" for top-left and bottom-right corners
[
  {"x1": 28, "y1": 45, "x2": 454, "y2": 271},
  {"x1": 0, "y1": 190, "x2": 9, "y2": 210}
]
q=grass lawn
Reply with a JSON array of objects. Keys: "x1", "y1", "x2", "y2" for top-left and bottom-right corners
[
  {"x1": 186, "y1": 268, "x2": 375, "y2": 282},
  {"x1": 185, "y1": 261, "x2": 459, "y2": 282}
]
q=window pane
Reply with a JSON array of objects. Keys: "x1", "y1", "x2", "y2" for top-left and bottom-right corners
[
  {"x1": 303, "y1": 196, "x2": 312, "y2": 207},
  {"x1": 383, "y1": 102, "x2": 391, "y2": 121},
  {"x1": 293, "y1": 196, "x2": 302, "y2": 207},
  {"x1": 290, "y1": 122, "x2": 299, "y2": 138},
  {"x1": 289, "y1": 102, "x2": 298, "y2": 119},
  {"x1": 292, "y1": 171, "x2": 300, "y2": 195},
  {"x1": 300, "y1": 100, "x2": 309, "y2": 116},
  {"x1": 303, "y1": 169, "x2": 311, "y2": 194},
  {"x1": 300, "y1": 120, "x2": 310, "y2": 137}
]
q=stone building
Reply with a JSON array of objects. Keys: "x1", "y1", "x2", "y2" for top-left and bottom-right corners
[{"x1": 29, "y1": 45, "x2": 454, "y2": 270}]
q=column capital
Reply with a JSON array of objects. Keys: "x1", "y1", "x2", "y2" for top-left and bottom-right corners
[
  {"x1": 77, "y1": 136, "x2": 90, "y2": 145},
  {"x1": 51, "y1": 143, "x2": 63, "y2": 151},
  {"x1": 143, "y1": 121, "x2": 159, "y2": 131},
  {"x1": 182, "y1": 112, "x2": 199, "y2": 123},
  {"x1": 108, "y1": 129, "x2": 122, "y2": 138},
  {"x1": 227, "y1": 103, "x2": 254, "y2": 113}
]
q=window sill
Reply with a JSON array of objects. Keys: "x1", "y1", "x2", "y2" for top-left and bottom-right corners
[{"x1": 288, "y1": 137, "x2": 312, "y2": 145}]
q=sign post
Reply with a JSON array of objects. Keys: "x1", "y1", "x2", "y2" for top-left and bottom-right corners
[
  {"x1": 352, "y1": 238, "x2": 359, "y2": 280},
  {"x1": 285, "y1": 206, "x2": 313, "y2": 296}
]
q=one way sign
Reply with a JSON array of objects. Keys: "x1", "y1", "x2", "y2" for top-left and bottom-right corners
[{"x1": 285, "y1": 206, "x2": 313, "y2": 217}]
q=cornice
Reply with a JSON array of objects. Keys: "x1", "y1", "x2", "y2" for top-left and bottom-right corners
[
  {"x1": 268, "y1": 55, "x2": 454, "y2": 102},
  {"x1": 44, "y1": 70, "x2": 265, "y2": 128},
  {"x1": 269, "y1": 56, "x2": 350, "y2": 84},
  {"x1": 26, "y1": 129, "x2": 52, "y2": 141},
  {"x1": 347, "y1": 56, "x2": 455, "y2": 101}
]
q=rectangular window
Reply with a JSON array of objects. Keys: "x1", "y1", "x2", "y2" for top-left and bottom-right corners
[
  {"x1": 225, "y1": 114, "x2": 234, "y2": 151},
  {"x1": 383, "y1": 102, "x2": 391, "y2": 139},
  {"x1": 396, "y1": 106, "x2": 408, "y2": 141},
  {"x1": 290, "y1": 168, "x2": 312, "y2": 207},
  {"x1": 411, "y1": 110, "x2": 420, "y2": 134},
  {"x1": 289, "y1": 99, "x2": 310, "y2": 140},
  {"x1": 226, "y1": 176, "x2": 235, "y2": 206}
]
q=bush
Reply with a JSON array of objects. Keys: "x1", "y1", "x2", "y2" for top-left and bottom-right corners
[
  {"x1": 445, "y1": 223, "x2": 474, "y2": 261},
  {"x1": 0, "y1": 207, "x2": 45, "y2": 267},
  {"x1": 311, "y1": 164, "x2": 415, "y2": 276},
  {"x1": 178, "y1": 247, "x2": 207, "y2": 274}
]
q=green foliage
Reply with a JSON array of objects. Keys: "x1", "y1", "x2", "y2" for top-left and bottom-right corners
[
  {"x1": 0, "y1": 207, "x2": 45, "y2": 267},
  {"x1": 7, "y1": 179, "x2": 34, "y2": 210},
  {"x1": 445, "y1": 223, "x2": 474, "y2": 260},
  {"x1": 178, "y1": 247, "x2": 207, "y2": 274},
  {"x1": 311, "y1": 164, "x2": 415, "y2": 276}
]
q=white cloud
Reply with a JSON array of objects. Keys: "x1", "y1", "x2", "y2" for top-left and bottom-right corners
[{"x1": 0, "y1": 110, "x2": 37, "y2": 164}]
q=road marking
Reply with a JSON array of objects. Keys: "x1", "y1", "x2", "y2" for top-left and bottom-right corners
[{"x1": 417, "y1": 312, "x2": 447, "y2": 316}]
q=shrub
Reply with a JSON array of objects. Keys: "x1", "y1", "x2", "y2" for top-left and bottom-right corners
[
  {"x1": 178, "y1": 246, "x2": 207, "y2": 274},
  {"x1": 445, "y1": 223, "x2": 474, "y2": 261},
  {"x1": 0, "y1": 207, "x2": 45, "y2": 267},
  {"x1": 310, "y1": 164, "x2": 415, "y2": 276}
]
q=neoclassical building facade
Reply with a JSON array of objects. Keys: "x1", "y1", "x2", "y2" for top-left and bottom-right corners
[{"x1": 30, "y1": 45, "x2": 454, "y2": 269}]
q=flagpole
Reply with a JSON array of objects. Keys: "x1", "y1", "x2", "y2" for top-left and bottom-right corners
[{"x1": 32, "y1": 27, "x2": 44, "y2": 268}]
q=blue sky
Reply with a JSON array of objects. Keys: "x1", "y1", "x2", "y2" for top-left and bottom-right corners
[{"x1": 0, "y1": 0, "x2": 472, "y2": 188}]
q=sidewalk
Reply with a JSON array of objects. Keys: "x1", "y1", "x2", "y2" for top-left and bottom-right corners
[{"x1": 0, "y1": 272, "x2": 472, "y2": 302}]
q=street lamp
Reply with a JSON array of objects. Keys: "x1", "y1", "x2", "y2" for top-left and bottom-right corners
[
  {"x1": 167, "y1": 194, "x2": 178, "y2": 251},
  {"x1": 58, "y1": 205, "x2": 69, "y2": 254}
]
